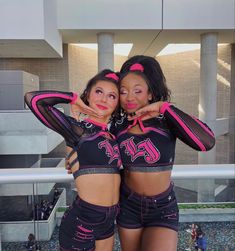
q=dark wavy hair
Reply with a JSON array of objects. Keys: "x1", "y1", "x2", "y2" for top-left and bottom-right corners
[
  {"x1": 80, "y1": 69, "x2": 120, "y2": 120},
  {"x1": 119, "y1": 55, "x2": 171, "y2": 102}
]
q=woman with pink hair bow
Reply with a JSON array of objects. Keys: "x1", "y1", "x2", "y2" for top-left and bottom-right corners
[
  {"x1": 25, "y1": 69, "x2": 121, "y2": 251},
  {"x1": 111, "y1": 55, "x2": 215, "y2": 251}
]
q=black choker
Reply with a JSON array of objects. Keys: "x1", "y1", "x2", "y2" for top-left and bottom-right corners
[{"x1": 128, "y1": 112, "x2": 136, "y2": 117}]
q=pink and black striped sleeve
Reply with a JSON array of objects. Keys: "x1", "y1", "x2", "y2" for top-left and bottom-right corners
[
  {"x1": 24, "y1": 90, "x2": 79, "y2": 146},
  {"x1": 160, "y1": 102, "x2": 215, "y2": 151}
]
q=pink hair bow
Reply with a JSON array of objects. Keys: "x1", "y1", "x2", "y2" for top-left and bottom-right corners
[
  {"x1": 130, "y1": 63, "x2": 144, "y2": 72},
  {"x1": 105, "y1": 73, "x2": 119, "y2": 81}
]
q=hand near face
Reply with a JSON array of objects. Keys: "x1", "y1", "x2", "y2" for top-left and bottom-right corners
[
  {"x1": 70, "y1": 95, "x2": 102, "y2": 121},
  {"x1": 128, "y1": 101, "x2": 164, "y2": 121}
]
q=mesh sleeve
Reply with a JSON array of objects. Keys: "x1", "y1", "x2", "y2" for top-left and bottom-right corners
[
  {"x1": 24, "y1": 90, "x2": 81, "y2": 146},
  {"x1": 161, "y1": 103, "x2": 215, "y2": 151}
]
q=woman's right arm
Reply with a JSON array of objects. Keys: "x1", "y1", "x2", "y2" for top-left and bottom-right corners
[{"x1": 24, "y1": 90, "x2": 79, "y2": 145}]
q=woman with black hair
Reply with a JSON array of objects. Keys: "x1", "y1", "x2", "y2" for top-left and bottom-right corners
[
  {"x1": 111, "y1": 55, "x2": 215, "y2": 251},
  {"x1": 25, "y1": 69, "x2": 121, "y2": 251}
]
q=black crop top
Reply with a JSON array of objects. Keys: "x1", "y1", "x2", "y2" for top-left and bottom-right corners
[
  {"x1": 25, "y1": 90, "x2": 121, "y2": 179},
  {"x1": 111, "y1": 102, "x2": 215, "y2": 172}
]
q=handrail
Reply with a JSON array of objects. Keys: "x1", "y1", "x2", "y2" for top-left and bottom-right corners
[{"x1": 0, "y1": 164, "x2": 234, "y2": 184}]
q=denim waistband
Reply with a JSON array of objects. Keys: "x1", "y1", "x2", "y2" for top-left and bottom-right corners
[
  {"x1": 74, "y1": 195, "x2": 119, "y2": 212},
  {"x1": 121, "y1": 181, "x2": 174, "y2": 201}
]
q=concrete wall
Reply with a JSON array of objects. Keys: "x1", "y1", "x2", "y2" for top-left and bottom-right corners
[
  {"x1": 0, "y1": 0, "x2": 44, "y2": 39},
  {"x1": 1, "y1": 0, "x2": 234, "y2": 58},
  {"x1": 57, "y1": 0, "x2": 162, "y2": 29},
  {"x1": 68, "y1": 44, "x2": 127, "y2": 94},
  {"x1": 0, "y1": 111, "x2": 63, "y2": 155},
  {"x1": 0, "y1": 44, "x2": 69, "y2": 92},
  {"x1": 0, "y1": 0, "x2": 62, "y2": 57},
  {"x1": 157, "y1": 44, "x2": 232, "y2": 164},
  {"x1": 163, "y1": 0, "x2": 235, "y2": 29},
  {"x1": 43, "y1": 0, "x2": 62, "y2": 56},
  {"x1": 57, "y1": 0, "x2": 234, "y2": 30},
  {"x1": 0, "y1": 71, "x2": 39, "y2": 110}
]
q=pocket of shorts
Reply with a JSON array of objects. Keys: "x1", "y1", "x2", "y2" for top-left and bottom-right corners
[
  {"x1": 76, "y1": 207, "x2": 108, "y2": 226},
  {"x1": 160, "y1": 200, "x2": 179, "y2": 221},
  {"x1": 156, "y1": 197, "x2": 178, "y2": 209},
  {"x1": 152, "y1": 190, "x2": 177, "y2": 209}
]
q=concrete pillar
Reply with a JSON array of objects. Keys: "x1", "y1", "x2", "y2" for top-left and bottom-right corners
[
  {"x1": 198, "y1": 33, "x2": 218, "y2": 202},
  {"x1": 97, "y1": 33, "x2": 114, "y2": 71},
  {"x1": 228, "y1": 44, "x2": 235, "y2": 186},
  {"x1": 229, "y1": 44, "x2": 235, "y2": 163}
]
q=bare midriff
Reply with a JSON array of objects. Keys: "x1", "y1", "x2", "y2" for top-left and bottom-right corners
[
  {"x1": 124, "y1": 170, "x2": 172, "y2": 196},
  {"x1": 74, "y1": 173, "x2": 121, "y2": 206},
  {"x1": 121, "y1": 124, "x2": 172, "y2": 196}
]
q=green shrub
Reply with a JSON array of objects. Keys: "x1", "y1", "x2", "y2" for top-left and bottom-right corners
[
  {"x1": 57, "y1": 207, "x2": 68, "y2": 212},
  {"x1": 178, "y1": 203, "x2": 235, "y2": 209}
]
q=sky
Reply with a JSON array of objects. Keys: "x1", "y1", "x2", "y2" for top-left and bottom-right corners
[{"x1": 76, "y1": 43, "x2": 201, "y2": 56}]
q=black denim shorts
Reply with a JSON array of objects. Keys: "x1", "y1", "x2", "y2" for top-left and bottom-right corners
[
  {"x1": 59, "y1": 196, "x2": 119, "y2": 251},
  {"x1": 116, "y1": 182, "x2": 179, "y2": 232}
]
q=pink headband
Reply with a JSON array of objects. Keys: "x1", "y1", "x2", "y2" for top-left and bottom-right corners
[
  {"x1": 105, "y1": 73, "x2": 119, "y2": 81},
  {"x1": 130, "y1": 63, "x2": 144, "y2": 72}
]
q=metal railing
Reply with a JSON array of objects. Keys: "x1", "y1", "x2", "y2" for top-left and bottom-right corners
[{"x1": 0, "y1": 164, "x2": 234, "y2": 184}]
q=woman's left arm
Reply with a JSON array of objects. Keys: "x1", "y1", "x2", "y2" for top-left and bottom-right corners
[
  {"x1": 128, "y1": 101, "x2": 215, "y2": 151},
  {"x1": 160, "y1": 102, "x2": 215, "y2": 151}
]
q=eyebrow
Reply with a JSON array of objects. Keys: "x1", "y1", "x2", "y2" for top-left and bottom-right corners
[
  {"x1": 96, "y1": 87, "x2": 118, "y2": 96},
  {"x1": 120, "y1": 84, "x2": 143, "y2": 88},
  {"x1": 109, "y1": 91, "x2": 118, "y2": 96}
]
